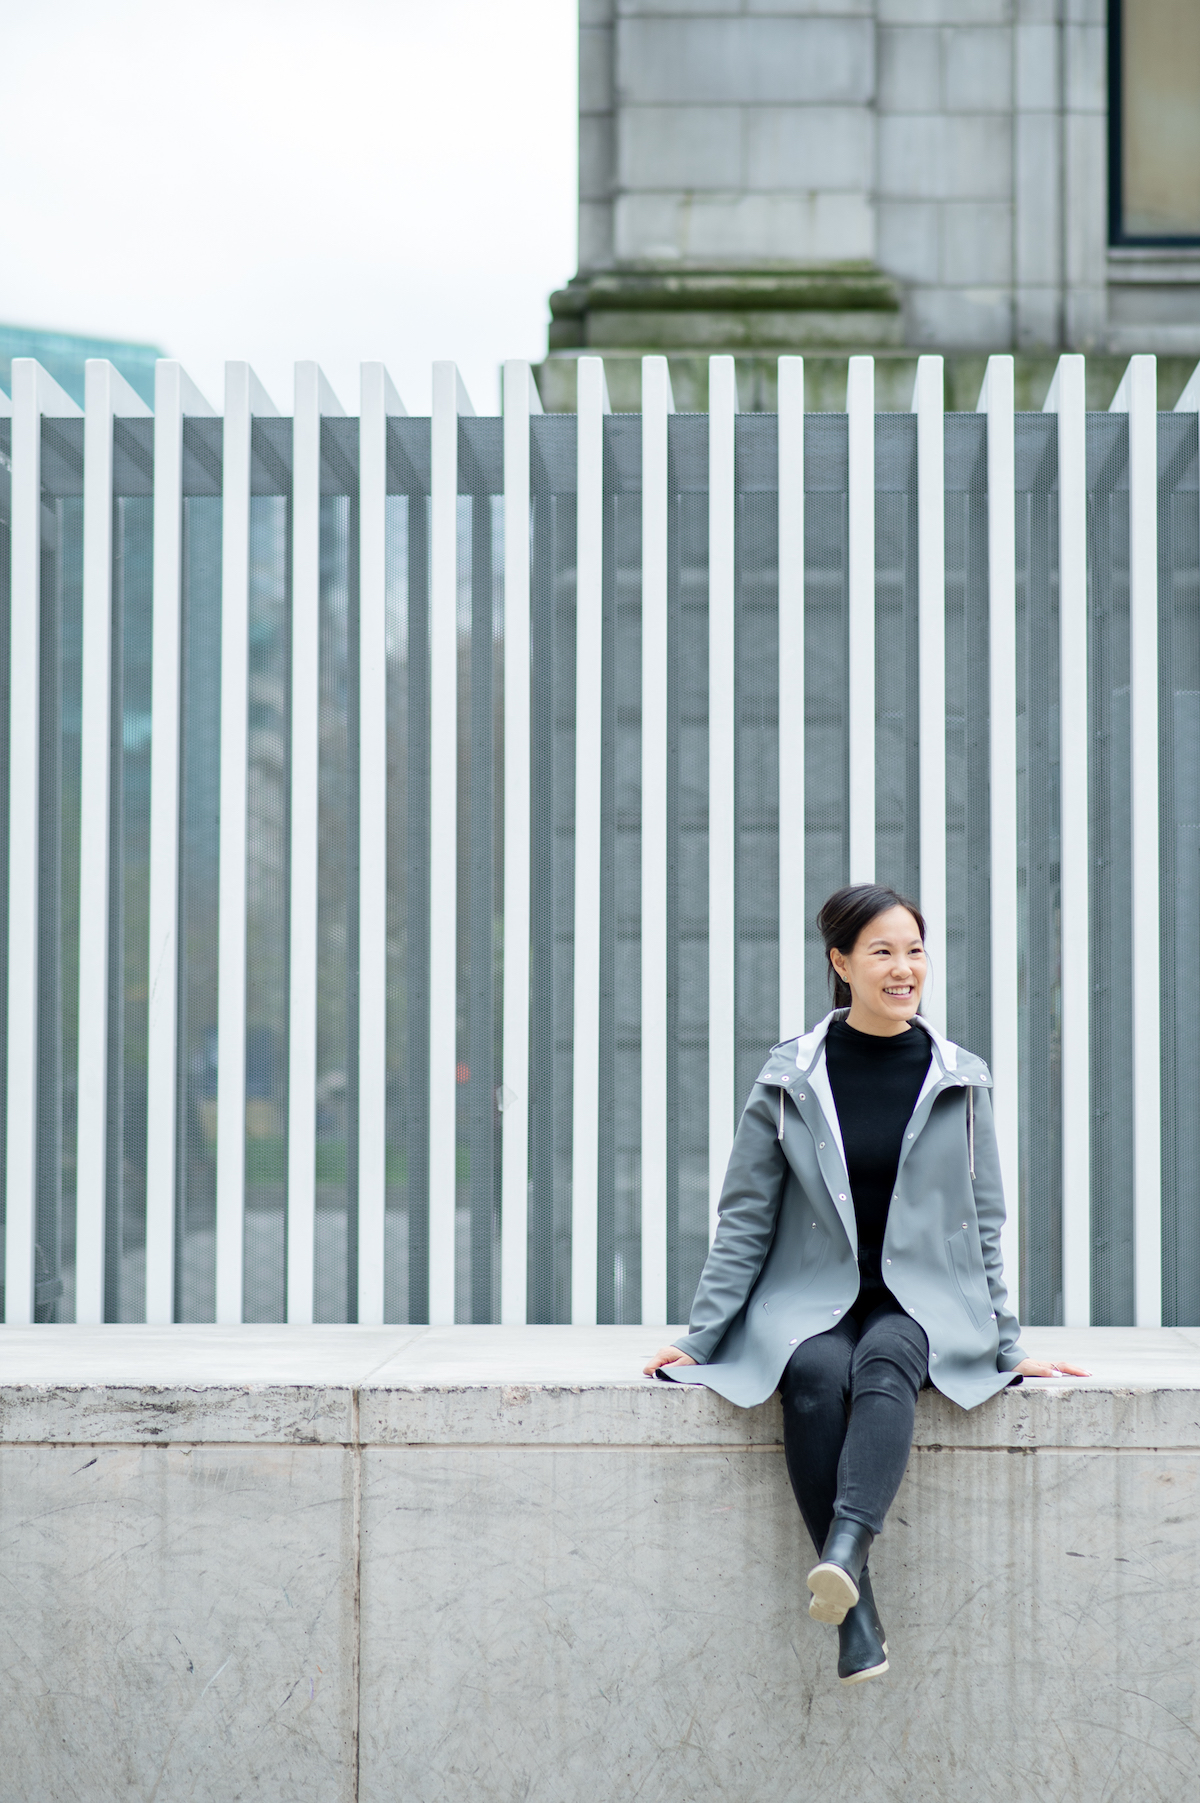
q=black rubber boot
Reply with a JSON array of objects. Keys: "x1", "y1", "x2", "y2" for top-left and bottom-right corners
[
  {"x1": 837, "y1": 1566, "x2": 889, "y2": 1684},
  {"x1": 807, "y1": 1517, "x2": 875, "y2": 1624}
]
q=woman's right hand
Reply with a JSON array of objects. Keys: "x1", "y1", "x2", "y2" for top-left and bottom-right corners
[
  {"x1": 1013, "y1": 1357, "x2": 1092, "y2": 1378},
  {"x1": 643, "y1": 1347, "x2": 698, "y2": 1377}
]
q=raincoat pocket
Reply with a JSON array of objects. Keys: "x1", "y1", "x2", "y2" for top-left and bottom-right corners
[
  {"x1": 946, "y1": 1226, "x2": 991, "y2": 1331},
  {"x1": 791, "y1": 1223, "x2": 829, "y2": 1297}
]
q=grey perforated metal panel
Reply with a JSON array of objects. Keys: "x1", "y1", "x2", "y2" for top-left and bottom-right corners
[
  {"x1": 1086, "y1": 414, "x2": 1134, "y2": 1326},
  {"x1": 456, "y1": 418, "x2": 505, "y2": 1324},
  {"x1": 1014, "y1": 413, "x2": 1062, "y2": 1325},
  {"x1": 36, "y1": 418, "x2": 84, "y2": 1324},
  {"x1": 1158, "y1": 410, "x2": 1200, "y2": 1326},
  {"x1": 176, "y1": 418, "x2": 223, "y2": 1321},
  {"x1": 803, "y1": 414, "x2": 851, "y2": 1018},
  {"x1": 384, "y1": 417, "x2": 431, "y2": 1324},
  {"x1": 874, "y1": 413, "x2": 921, "y2": 903},
  {"x1": 105, "y1": 419, "x2": 154, "y2": 1322},
  {"x1": 944, "y1": 414, "x2": 991, "y2": 1065},
  {"x1": 528, "y1": 414, "x2": 576, "y2": 1324}
]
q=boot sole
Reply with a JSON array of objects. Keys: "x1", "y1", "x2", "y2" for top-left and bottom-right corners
[
  {"x1": 839, "y1": 1655, "x2": 889, "y2": 1685},
  {"x1": 806, "y1": 1562, "x2": 860, "y2": 1624}
]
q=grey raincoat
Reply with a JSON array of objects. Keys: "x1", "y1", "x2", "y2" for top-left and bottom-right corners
[{"x1": 662, "y1": 1009, "x2": 1027, "y2": 1410}]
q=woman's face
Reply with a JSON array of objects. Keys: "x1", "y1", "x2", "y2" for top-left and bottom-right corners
[{"x1": 830, "y1": 905, "x2": 926, "y2": 1028}]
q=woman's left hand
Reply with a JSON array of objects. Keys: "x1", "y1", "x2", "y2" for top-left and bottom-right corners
[
  {"x1": 643, "y1": 1347, "x2": 697, "y2": 1376},
  {"x1": 1012, "y1": 1357, "x2": 1092, "y2": 1377}
]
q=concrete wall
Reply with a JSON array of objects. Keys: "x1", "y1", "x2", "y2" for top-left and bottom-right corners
[
  {"x1": 577, "y1": 0, "x2": 1200, "y2": 358},
  {"x1": 2, "y1": 1323, "x2": 1199, "y2": 1801},
  {"x1": 582, "y1": 0, "x2": 878, "y2": 273},
  {"x1": 874, "y1": 0, "x2": 1106, "y2": 351}
]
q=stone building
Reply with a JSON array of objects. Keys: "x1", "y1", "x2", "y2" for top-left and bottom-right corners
[{"x1": 539, "y1": 0, "x2": 1200, "y2": 408}]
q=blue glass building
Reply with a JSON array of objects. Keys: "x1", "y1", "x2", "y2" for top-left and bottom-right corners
[{"x1": 0, "y1": 323, "x2": 161, "y2": 409}]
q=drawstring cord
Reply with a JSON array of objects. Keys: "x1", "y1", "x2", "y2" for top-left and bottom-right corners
[{"x1": 777, "y1": 1087, "x2": 785, "y2": 1142}]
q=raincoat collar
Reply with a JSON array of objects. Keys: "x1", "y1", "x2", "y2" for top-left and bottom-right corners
[{"x1": 766, "y1": 1009, "x2": 993, "y2": 1092}]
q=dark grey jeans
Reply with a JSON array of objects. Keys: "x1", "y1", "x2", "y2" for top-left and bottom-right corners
[{"x1": 778, "y1": 1289, "x2": 929, "y2": 1550}]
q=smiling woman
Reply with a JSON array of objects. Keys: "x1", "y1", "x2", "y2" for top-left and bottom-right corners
[
  {"x1": 644, "y1": 883, "x2": 1090, "y2": 1687},
  {"x1": 820, "y1": 887, "x2": 927, "y2": 1027}
]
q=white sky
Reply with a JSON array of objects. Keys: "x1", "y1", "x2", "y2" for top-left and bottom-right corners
[{"x1": 0, "y1": 0, "x2": 578, "y2": 413}]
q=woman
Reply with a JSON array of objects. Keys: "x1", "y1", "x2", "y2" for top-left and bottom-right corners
[{"x1": 644, "y1": 884, "x2": 1088, "y2": 1685}]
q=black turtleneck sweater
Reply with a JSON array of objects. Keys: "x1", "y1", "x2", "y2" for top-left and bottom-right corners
[{"x1": 825, "y1": 1019, "x2": 932, "y2": 1289}]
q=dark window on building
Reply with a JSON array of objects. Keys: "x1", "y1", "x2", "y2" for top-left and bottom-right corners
[{"x1": 1109, "y1": 0, "x2": 1200, "y2": 244}]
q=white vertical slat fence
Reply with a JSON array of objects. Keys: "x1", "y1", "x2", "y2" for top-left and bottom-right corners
[
  {"x1": 776, "y1": 356, "x2": 805, "y2": 1041},
  {"x1": 500, "y1": 360, "x2": 540, "y2": 1325},
  {"x1": 1112, "y1": 356, "x2": 1162, "y2": 1329},
  {"x1": 639, "y1": 356, "x2": 673, "y2": 1329},
  {"x1": 4, "y1": 361, "x2": 81, "y2": 1325},
  {"x1": 1045, "y1": 355, "x2": 1091, "y2": 1330},
  {"x1": 913, "y1": 354, "x2": 946, "y2": 1035},
  {"x1": 570, "y1": 355, "x2": 609, "y2": 1326},
  {"x1": 75, "y1": 361, "x2": 153, "y2": 1323},
  {"x1": 707, "y1": 355, "x2": 737, "y2": 1243},
  {"x1": 357, "y1": 362, "x2": 407, "y2": 1328},
  {"x1": 1, "y1": 347, "x2": 1195, "y2": 1332},
  {"x1": 145, "y1": 361, "x2": 216, "y2": 1325},
  {"x1": 288, "y1": 364, "x2": 345, "y2": 1324},
  {"x1": 428, "y1": 363, "x2": 474, "y2": 1327},
  {"x1": 215, "y1": 364, "x2": 279, "y2": 1325},
  {"x1": 846, "y1": 355, "x2": 876, "y2": 886},
  {"x1": 979, "y1": 354, "x2": 1020, "y2": 1317}
]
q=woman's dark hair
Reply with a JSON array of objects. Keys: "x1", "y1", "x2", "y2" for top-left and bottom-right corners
[{"x1": 816, "y1": 885, "x2": 926, "y2": 1009}]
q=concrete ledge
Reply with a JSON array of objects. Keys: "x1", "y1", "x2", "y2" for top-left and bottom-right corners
[
  {"x1": 2, "y1": 1326, "x2": 1198, "y2": 1801},
  {"x1": 3, "y1": 1323, "x2": 1199, "y2": 1447}
]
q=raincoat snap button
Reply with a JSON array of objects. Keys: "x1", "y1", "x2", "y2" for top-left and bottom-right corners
[
  {"x1": 886, "y1": 1258, "x2": 892, "y2": 1266},
  {"x1": 833, "y1": 1309, "x2": 841, "y2": 1317},
  {"x1": 838, "y1": 1193, "x2": 847, "y2": 1202},
  {"x1": 798, "y1": 1093, "x2": 806, "y2": 1101},
  {"x1": 931, "y1": 1352, "x2": 938, "y2": 1361},
  {"x1": 790, "y1": 1338, "x2": 798, "y2": 1346},
  {"x1": 962, "y1": 1222, "x2": 968, "y2": 1230},
  {"x1": 818, "y1": 1141, "x2": 826, "y2": 1149},
  {"x1": 907, "y1": 1132, "x2": 914, "y2": 1140}
]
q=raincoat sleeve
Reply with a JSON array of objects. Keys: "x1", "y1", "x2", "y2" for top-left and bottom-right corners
[
  {"x1": 669, "y1": 1086, "x2": 787, "y2": 1365},
  {"x1": 970, "y1": 1085, "x2": 1027, "y2": 1371}
]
